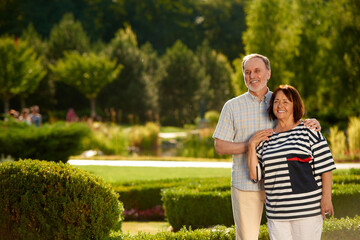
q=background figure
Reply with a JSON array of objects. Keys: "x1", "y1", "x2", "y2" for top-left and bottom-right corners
[
  {"x1": 30, "y1": 105, "x2": 42, "y2": 127},
  {"x1": 19, "y1": 108, "x2": 32, "y2": 125},
  {"x1": 66, "y1": 108, "x2": 79, "y2": 122},
  {"x1": 7, "y1": 109, "x2": 19, "y2": 121}
]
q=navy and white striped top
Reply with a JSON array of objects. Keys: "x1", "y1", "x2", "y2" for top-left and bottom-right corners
[{"x1": 256, "y1": 121, "x2": 336, "y2": 220}]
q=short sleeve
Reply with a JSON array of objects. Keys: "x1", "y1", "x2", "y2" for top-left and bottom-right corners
[
  {"x1": 212, "y1": 102, "x2": 235, "y2": 142},
  {"x1": 308, "y1": 129, "x2": 336, "y2": 175}
]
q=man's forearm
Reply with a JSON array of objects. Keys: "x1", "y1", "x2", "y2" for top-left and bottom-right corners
[{"x1": 214, "y1": 138, "x2": 248, "y2": 155}]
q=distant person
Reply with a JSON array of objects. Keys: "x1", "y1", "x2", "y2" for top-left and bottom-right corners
[
  {"x1": 19, "y1": 108, "x2": 32, "y2": 125},
  {"x1": 30, "y1": 105, "x2": 42, "y2": 127},
  {"x1": 248, "y1": 85, "x2": 335, "y2": 240},
  {"x1": 6, "y1": 109, "x2": 19, "y2": 121},
  {"x1": 66, "y1": 108, "x2": 79, "y2": 122}
]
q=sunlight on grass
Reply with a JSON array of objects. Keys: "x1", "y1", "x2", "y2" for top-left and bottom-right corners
[
  {"x1": 73, "y1": 165, "x2": 231, "y2": 184},
  {"x1": 122, "y1": 221, "x2": 171, "y2": 235}
]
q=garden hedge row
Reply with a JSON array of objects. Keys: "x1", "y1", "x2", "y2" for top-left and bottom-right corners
[
  {"x1": 161, "y1": 183, "x2": 360, "y2": 231},
  {"x1": 106, "y1": 216, "x2": 360, "y2": 240},
  {"x1": 0, "y1": 159, "x2": 123, "y2": 240},
  {"x1": 114, "y1": 177, "x2": 230, "y2": 211},
  {"x1": 0, "y1": 120, "x2": 90, "y2": 162},
  {"x1": 114, "y1": 172, "x2": 360, "y2": 221}
]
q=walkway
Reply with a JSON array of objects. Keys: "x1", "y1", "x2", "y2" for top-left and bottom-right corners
[{"x1": 68, "y1": 159, "x2": 359, "y2": 169}]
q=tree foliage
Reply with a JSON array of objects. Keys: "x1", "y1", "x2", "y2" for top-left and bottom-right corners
[
  {"x1": 99, "y1": 26, "x2": 158, "y2": 122},
  {"x1": 50, "y1": 51, "x2": 122, "y2": 117},
  {"x1": 0, "y1": 36, "x2": 46, "y2": 113},
  {"x1": 47, "y1": 13, "x2": 90, "y2": 61},
  {"x1": 158, "y1": 40, "x2": 208, "y2": 126}
]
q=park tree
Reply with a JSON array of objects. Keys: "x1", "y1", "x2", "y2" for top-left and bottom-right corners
[
  {"x1": 158, "y1": 40, "x2": 208, "y2": 126},
  {"x1": 0, "y1": 36, "x2": 46, "y2": 114},
  {"x1": 196, "y1": 0, "x2": 247, "y2": 61},
  {"x1": 196, "y1": 40, "x2": 234, "y2": 112},
  {"x1": 241, "y1": 0, "x2": 302, "y2": 89},
  {"x1": 47, "y1": 13, "x2": 90, "y2": 61},
  {"x1": 321, "y1": 0, "x2": 360, "y2": 120},
  {"x1": 99, "y1": 25, "x2": 158, "y2": 123},
  {"x1": 50, "y1": 51, "x2": 122, "y2": 118}
]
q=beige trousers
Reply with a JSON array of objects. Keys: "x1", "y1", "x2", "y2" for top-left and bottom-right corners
[{"x1": 231, "y1": 187, "x2": 266, "y2": 240}]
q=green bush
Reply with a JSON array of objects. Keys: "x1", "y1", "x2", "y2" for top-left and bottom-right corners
[
  {"x1": 0, "y1": 159, "x2": 123, "y2": 240},
  {"x1": 329, "y1": 126, "x2": 347, "y2": 159},
  {"x1": 161, "y1": 182, "x2": 360, "y2": 231},
  {"x1": 82, "y1": 122, "x2": 129, "y2": 155},
  {"x1": 204, "y1": 110, "x2": 220, "y2": 126},
  {"x1": 0, "y1": 121, "x2": 90, "y2": 163},
  {"x1": 331, "y1": 184, "x2": 360, "y2": 218},
  {"x1": 128, "y1": 122, "x2": 160, "y2": 152},
  {"x1": 114, "y1": 177, "x2": 230, "y2": 211},
  {"x1": 162, "y1": 187, "x2": 233, "y2": 231},
  {"x1": 348, "y1": 117, "x2": 360, "y2": 155},
  {"x1": 179, "y1": 128, "x2": 228, "y2": 159},
  {"x1": 106, "y1": 216, "x2": 360, "y2": 240}
]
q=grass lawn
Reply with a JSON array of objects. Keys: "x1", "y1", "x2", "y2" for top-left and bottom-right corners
[
  {"x1": 73, "y1": 165, "x2": 231, "y2": 184},
  {"x1": 121, "y1": 221, "x2": 171, "y2": 235}
]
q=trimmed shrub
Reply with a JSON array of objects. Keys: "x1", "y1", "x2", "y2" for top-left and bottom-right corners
[
  {"x1": 331, "y1": 184, "x2": 360, "y2": 218},
  {"x1": 322, "y1": 216, "x2": 360, "y2": 240},
  {"x1": 0, "y1": 159, "x2": 123, "y2": 240},
  {"x1": 162, "y1": 182, "x2": 360, "y2": 231},
  {"x1": 114, "y1": 177, "x2": 230, "y2": 211},
  {"x1": 162, "y1": 187, "x2": 233, "y2": 231},
  {"x1": 106, "y1": 216, "x2": 360, "y2": 240},
  {"x1": 0, "y1": 121, "x2": 90, "y2": 163}
]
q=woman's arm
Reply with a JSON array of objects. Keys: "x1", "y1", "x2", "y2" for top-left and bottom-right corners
[
  {"x1": 321, "y1": 171, "x2": 334, "y2": 219},
  {"x1": 247, "y1": 129, "x2": 273, "y2": 181}
]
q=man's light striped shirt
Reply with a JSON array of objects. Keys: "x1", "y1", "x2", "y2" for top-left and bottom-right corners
[{"x1": 213, "y1": 90, "x2": 274, "y2": 191}]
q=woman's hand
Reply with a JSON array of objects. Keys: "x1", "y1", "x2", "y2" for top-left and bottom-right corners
[
  {"x1": 249, "y1": 129, "x2": 273, "y2": 148},
  {"x1": 304, "y1": 118, "x2": 321, "y2": 131},
  {"x1": 247, "y1": 129, "x2": 273, "y2": 181},
  {"x1": 321, "y1": 195, "x2": 334, "y2": 220}
]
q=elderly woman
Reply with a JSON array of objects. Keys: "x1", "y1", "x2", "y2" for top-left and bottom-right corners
[{"x1": 247, "y1": 85, "x2": 335, "y2": 240}]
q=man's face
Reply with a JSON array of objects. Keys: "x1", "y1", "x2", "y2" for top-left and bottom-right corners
[{"x1": 243, "y1": 57, "x2": 271, "y2": 94}]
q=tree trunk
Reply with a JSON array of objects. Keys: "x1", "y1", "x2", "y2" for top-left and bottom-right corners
[
  {"x1": 3, "y1": 96, "x2": 10, "y2": 114},
  {"x1": 90, "y1": 97, "x2": 96, "y2": 119}
]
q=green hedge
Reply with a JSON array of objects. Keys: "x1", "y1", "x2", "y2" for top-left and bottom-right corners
[
  {"x1": 162, "y1": 183, "x2": 360, "y2": 231},
  {"x1": 0, "y1": 120, "x2": 90, "y2": 163},
  {"x1": 162, "y1": 188, "x2": 232, "y2": 231},
  {"x1": 114, "y1": 177, "x2": 230, "y2": 211},
  {"x1": 106, "y1": 216, "x2": 360, "y2": 240},
  {"x1": 0, "y1": 159, "x2": 123, "y2": 240}
]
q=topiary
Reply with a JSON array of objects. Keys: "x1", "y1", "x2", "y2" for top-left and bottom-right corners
[{"x1": 0, "y1": 159, "x2": 123, "y2": 240}]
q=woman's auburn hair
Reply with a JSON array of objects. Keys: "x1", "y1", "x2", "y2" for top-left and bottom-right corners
[{"x1": 267, "y1": 85, "x2": 305, "y2": 122}]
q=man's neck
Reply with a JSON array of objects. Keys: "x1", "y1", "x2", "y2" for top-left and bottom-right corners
[{"x1": 249, "y1": 88, "x2": 268, "y2": 102}]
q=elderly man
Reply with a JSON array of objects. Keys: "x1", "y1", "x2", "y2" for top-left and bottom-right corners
[{"x1": 213, "y1": 54, "x2": 320, "y2": 240}]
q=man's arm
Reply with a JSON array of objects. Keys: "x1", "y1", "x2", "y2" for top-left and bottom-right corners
[{"x1": 214, "y1": 138, "x2": 248, "y2": 155}]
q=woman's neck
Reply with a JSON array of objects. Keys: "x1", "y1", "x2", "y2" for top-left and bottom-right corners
[{"x1": 275, "y1": 119, "x2": 300, "y2": 133}]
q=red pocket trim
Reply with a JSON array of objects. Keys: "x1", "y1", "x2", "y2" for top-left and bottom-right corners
[{"x1": 287, "y1": 157, "x2": 311, "y2": 162}]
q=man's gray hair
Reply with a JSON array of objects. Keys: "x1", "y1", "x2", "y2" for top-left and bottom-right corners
[{"x1": 242, "y1": 54, "x2": 271, "y2": 72}]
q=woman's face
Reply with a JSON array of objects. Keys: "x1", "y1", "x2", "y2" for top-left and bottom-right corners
[{"x1": 273, "y1": 90, "x2": 294, "y2": 121}]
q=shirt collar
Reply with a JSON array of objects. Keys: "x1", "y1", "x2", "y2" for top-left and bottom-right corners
[{"x1": 247, "y1": 88, "x2": 272, "y2": 103}]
